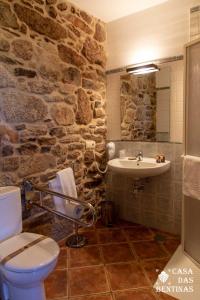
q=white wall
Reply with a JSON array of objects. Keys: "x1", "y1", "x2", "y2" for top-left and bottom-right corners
[
  {"x1": 106, "y1": 72, "x2": 122, "y2": 140},
  {"x1": 106, "y1": 0, "x2": 198, "y2": 142},
  {"x1": 169, "y1": 60, "x2": 184, "y2": 143},
  {"x1": 107, "y1": 0, "x2": 199, "y2": 70}
]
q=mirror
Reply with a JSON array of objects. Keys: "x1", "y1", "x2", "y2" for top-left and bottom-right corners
[{"x1": 120, "y1": 66, "x2": 170, "y2": 142}]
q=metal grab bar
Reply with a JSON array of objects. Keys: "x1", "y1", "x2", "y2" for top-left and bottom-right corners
[{"x1": 23, "y1": 181, "x2": 96, "y2": 228}]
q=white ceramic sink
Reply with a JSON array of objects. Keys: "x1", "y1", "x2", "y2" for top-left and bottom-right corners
[{"x1": 108, "y1": 157, "x2": 170, "y2": 178}]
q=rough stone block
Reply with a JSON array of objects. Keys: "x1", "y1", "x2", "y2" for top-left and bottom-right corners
[
  {"x1": 12, "y1": 39, "x2": 33, "y2": 61},
  {"x1": 49, "y1": 127, "x2": 66, "y2": 138},
  {"x1": 82, "y1": 37, "x2": 106, "y2": 68},
  {"x1": 38, "y1": 136, "x2": 56, "y2": 145},
  {"x1": 57, "y1": 2, "x2": 67, "y2": 11},
  {"x1": 58, "y1": 44, "x2": 85, "y2": 68},
  {"x1": 0, "y1": 1, "x2": 19, "y2": 29},
  {"x1": 14, "y1": 3, "x2": 67, "y2": 40},
  {"x1": 51, "y1": 103, "x2": 75, "y2": 125},
  {"x1": 0, "y1": 38, "x2": 10, "y2": 52},
  {"x1": 18, "y1": 143, "x2": 39, "y2": 155},
  {"x1": 14, "y1": 68, "x2": 37, "y2": 78},
  {"x1": 18, "y1": 154, "x2": 56, "y2": 177},
  {"x1": 80, "y1": 10, "x2": 92, "y2": 24},
  {"x1": 0, "y1": 65, "x2": 16, "y2": 88},
  {"x1": 0, "y1": 124, "x2": 19, "y2": 143},
  {"x1": 48, "y1": 6, "x2": 57, "y2": 18},
  {"x1": 2, "y1": 157, "x2": 19, "y2": 172},
  {"x1": 62, "y1": 67, "x2": 81, "y2": 86},
  {"x1": 94, "y1": 22, "x2": 106, "y2": 43},
  {"x1": 0, "y1": 92, "x2": 48, "y2": 123},
  {"x1": 76, "y1": 88, "x2": 92, "y2": 125},
  {"x1": 27, "y1": 80, "x2": 55, "y2": 94},
  {"x1": 2, "y1": 145, "x2": 14, "y2": 157},
  {"x1": 67, "y1": 14, "x2": 93, "y2": 35}
]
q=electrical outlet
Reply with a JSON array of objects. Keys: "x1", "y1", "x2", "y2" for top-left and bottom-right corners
[{"x1": 85, "y1": 140, "x2": 96, "y2": 149}]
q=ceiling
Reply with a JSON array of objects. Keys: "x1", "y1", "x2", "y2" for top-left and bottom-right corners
[{"x1": 71, "y1": 0, "x2": 169, "y2": 22}]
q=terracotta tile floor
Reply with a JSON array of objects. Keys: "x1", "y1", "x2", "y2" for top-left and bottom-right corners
[{"x1": 45, "y1": 221, "x2": 180, "y2": 300}]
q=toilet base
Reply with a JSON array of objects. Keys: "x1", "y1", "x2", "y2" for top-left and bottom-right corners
[
  {"x1": 66, "y1": 234, "x2": 87, "y2": 248},
  {"x1": 1, "y1": 281, "x2": 46, "y2": 300}
]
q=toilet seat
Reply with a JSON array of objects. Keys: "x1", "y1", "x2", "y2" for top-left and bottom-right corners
[{"x1": 0, "y1": 232, "x2": 59, "y2": 273}]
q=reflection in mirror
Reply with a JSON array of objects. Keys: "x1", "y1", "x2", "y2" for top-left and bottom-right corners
[{"x1": 120, "y1": 66, "x2": 170, "y2": 142}]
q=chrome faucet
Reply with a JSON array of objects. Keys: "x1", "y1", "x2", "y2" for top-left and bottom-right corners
[{"x1": 136, "y1": 151, "x2": 143, "y2": 161}]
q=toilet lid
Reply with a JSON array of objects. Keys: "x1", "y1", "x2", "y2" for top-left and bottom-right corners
[{"x1": 0, "y1": 232, "x2": 60, "y2": 273}]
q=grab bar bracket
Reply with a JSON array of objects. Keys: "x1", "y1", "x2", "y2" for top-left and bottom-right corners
[{"x1": 22, "y1": 180, "x2": 97, "y2": 247}]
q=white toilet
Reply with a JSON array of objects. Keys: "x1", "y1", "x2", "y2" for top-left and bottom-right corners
[{"x1": 0, "y1": 186, "x2": 60, "y2": 300}]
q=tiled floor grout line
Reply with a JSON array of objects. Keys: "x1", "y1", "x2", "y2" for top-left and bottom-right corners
[
  {"x1": 139, "y1": 259, "x2": 154, "y2": 288},
  {"x1": 98, "y1": 244, "x2": 114, "y2": 298},
  {"x1": 67, "y1": 292, "x2": 114, "y2": 299},
  {"x1": 112, "y1": 286, "x2": 155, "y2": 293},
  {"x1": 112, "y1": 286, "x2": 163, "y2": 300},
  {"x1": 122, "y1": 228, "x2": 154, "y2": 290},
  {"x1": 67, "y1": 244, "x2": 111, "y2": 298},
  {"x1": 126, "y1": 236, "x2": 139, "y2": 262},
  {"x1": 69, "y1": 263, "x2": 104, "y2": 269},
  {"x1": 161, "y1": 241, "x2": 178, "y2": 257},
  {"x1": 60, "y1": 239, "x2": 172, "y2": 248},
  {"x1": 153, "y1": 288, "x2": 162, "y2": 300},
  {"x1": 127, "y1": 237, "x2": 156, "y2": 272},
  {"x1": 67, "y1": 248, "x2": 69, "y2": 299},
  {"x1": 112, "y1": 227, "x2": 177, "y2": 297},
  {"x1": 47, "y1": 224, "x2": 180, "y2": 300},
  {"x1": 48, "y1": 287, "x2": 164, "y2": 300}
]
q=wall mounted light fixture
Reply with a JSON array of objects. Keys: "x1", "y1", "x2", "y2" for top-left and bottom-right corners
[{"x1": 127, "y1": 63, "x2": 159, "y2": 75}]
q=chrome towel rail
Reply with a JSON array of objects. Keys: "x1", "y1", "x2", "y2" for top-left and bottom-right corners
[{"x1": 23, "y1": 180, "x2": 96, "y2": 229}]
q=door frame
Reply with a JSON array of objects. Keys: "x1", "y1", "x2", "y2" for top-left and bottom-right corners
[{"x1": 183, "y1": 38, "x2": 200, "y2": 268}]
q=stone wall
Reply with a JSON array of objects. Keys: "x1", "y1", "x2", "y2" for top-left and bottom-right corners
[
  {"x1": 0, "y1": 0, "x2": 107, "y2": 231},
  {"x1": 120, "y1": 73, "x2": 156, "y2": 141}
]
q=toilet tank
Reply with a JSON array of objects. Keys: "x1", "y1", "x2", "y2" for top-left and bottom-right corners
[{"x1": 0, "y1": 186, "x2": 22, "y2": 242}]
